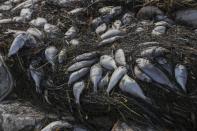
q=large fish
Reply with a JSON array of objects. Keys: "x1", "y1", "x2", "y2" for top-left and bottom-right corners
[
  {"x1": 175, "y1": 64, "x2": 188, "y2": 92},
  {"x1": 134, "y1": 66, "x2": 152, "y2": 83},
  {"x1": 68, "y1": 67, "x2": 89, "y2": 85},
  {"x1": 45, "y1": 46, "x2": 58, "y2": 71},
  {"x1": 67, "y1": 59, "x2": 97, "y2": 72},
  {"x1": 98, "y1": 72, "x2": 109, "y2": 89},
  {"x1": 119, "y1": 75, "x2": 150, "y2": 102},
  {"x1": 115, "y1": 49, "x2": 126, "y2": 66},
  {"x1": 73, "y1": 51, "x2": 99, "y2": 62},
  {"x1": 73, "y1": 81, "x2": 85, "y2": 104},
  {"x1": 136, "y1": 58, "x2": 175, "y2": 89},
  {"x1": 90, "y1": 63, "x2": 103, "y2": 93},
  {"x1": 29, "y1": 63, "x2": 44, "y2": 94},
  {"x1": 100, "y1": 55, "x2": 117, "y2": 70},
  {"x1": 100, "y1": 29, "x2": 125, "y2": 40},
  {"x1": 107, "y1": 66, "x2": 127, "y2": 94},
  {"x1": 140, "y1": 46, "x2": 169, "y2": 58}
]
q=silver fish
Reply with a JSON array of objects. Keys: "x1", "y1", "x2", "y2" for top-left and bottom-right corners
[
  {"x1": 67, "y1": 59, "x2": 97, "y2": 72},
  {"x1": 65, "y1": 26, "x2": 78, "y2": 39},
  {"x1": 11, "y1": 0, "x2": 39, "y2": 12},
  {"x1": 8, "y1": 33, "x2": 36, "y2": 57},
  {"x1": 155, "y1": 57, "x2": 172, "y2": 75},
  {"x1": 29, "y1": 63, "x2": 44, "y2": 93},
  {"x1": 140, "y1": 46, "x2": 169, "y2": 58},
  {"x1": 90, "y1": 63, "x2": 103, "y2": 93},
  {"x1": 58, "y1": 48, "x2": 67, "y2": 64},
  {"x1": 27, "y1": 27, "x2": 44, "y2": 40},
  {"x1": 0, "y1": 18, "x2": 12, "y2": 24},
  {"x1": 96, "y1": 23, "x2": 107, "y2": 35},
  {"x1": 68, "y1": 8, "x2": 85, "y2": 16},
  {"x1": 68, "y1": 67, "x2": 89, "y2": 85},
  {"x1": 134, "y1": 66, "x2": 152, "y2": 83},
  {"x1": 112, "y1": 20, "x2": 122, "y2": 29},
  {"x1": 136, "y1": 58, "x2": 174, "y2": 89},
  {"x1": 98, "y1": 36, "x2": 124, "y2": 46},
  {"x1": 41, "y1": 121, "x2": 72, "y2": 131},
  {"x1": 119, "y1": 75, "x2": 150, "y2": 102},
  {"x1": 29, "y1": 17, "x2": 47, "y2": 28},
  {"x1": 175, "y1": 64, "x2": 188, "y2": 92},
  {"x1": 73, "y1": 81, "x2": 85, "y2": 104},
  {"x1": 45, "y1": 46, "x2": 58, "y2": 71},
  {"x1": 98, "y1": 72, "x2": 109, "y2": 89},
  {"x1": 91, "y1": 17, "x2": 103, "y2": 29},
  {"x1": 98, "y1": 6, "x2": 114, "y2": 15},
  {"x1": 100, "y1": 55, "x2": 117, "y2": 70},
  {"x1": 107, "y1": 66, "x2": 127, "y2": 94},
  {"x1": 101, "y1": 29, "x2": 125, "y2": 40},
  {"x1": 115, "y1": 49, "x2": 126, "y2": 66},
  {"x1": 73, "y1": 51, "x2": 99, "y2": 62}
]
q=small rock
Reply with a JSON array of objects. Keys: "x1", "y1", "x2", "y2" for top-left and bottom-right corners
[
  {"x1": 30, "y1": 17, "x2": 47, "y2": 28},
  {"x1": 20, "y1": 8, "x2": 32, "y2": 21},
  {"x1": 70, "y1": 39, "x2": 80, "y2": 46},
  {"x1": 96, "y1": 23, "x2": 107, "y2": 35},
  {"x1": 152, "y1": 26, "x2": 166, "y2": 36},
  {"x1": 136, "y1": 27, "x2": 144, "y2": 33}
]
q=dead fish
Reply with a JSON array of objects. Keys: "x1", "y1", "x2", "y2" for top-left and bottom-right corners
[
  {"x1": 98, "y1": 6, "x2": 114, "y2": 15},
  {"x1": 91, "y1": 17, "x2": 103, "y2": 30},
  {"x1": 67, "y1": 59, "x2": 97, "y2": 72},
  {"x1": 29, "y1": 62, "x2": 44, "y2": 93},
  {"x1": 119, "y1": 75, "x2": 150, "y2": 102},
  {"x1": 115, "y1": 49, "x2": 126, "y2": 66},
  {"x1": 45, "y1": 46, "x2": 58, "y2": 71},
  {"x1": 140, "y1": 46, "x2": 169, "y2": 58},
  {"x1": 98, "y1": 72, "x2": 109, "y2": 89},
  {"x1": 136, "y1": 58, "x2": 174, "y2": 89},
  {"x1": 100, "y1": 55, "x2": 117, "y2": 70},
  {"x1": 30, "y1": 17, "x2": 47, "y2": 28},
  {"x1": 73, "y1": 81, "x2": 85, "y2": 104},
  {"x1": 27, "y1": 27, "x2": 44, "y2": 40},
  {"x1": 11, "y1": 0, "x2": 39, "y2": 12},
  {"x1": 20, "y1": 8, "x2": 32, "y2": 21},
  {"x1": 121, "y1": 12, "x2": 133, "y2": 25},
  {"x1": 58, "y1": 48, "x2": 67, "y2": 64},
  {"x1": 98, "y1": 36, "x2": 124, "y2": 46},
  {"x1": 12, "y1": 16, "x2": 25, "y2": 23},
  {"x1": 68, "y1": 8, "x2": 85, "y2": 16},
  {"x1": 137, "y1": 6, "x2": 164, "y2": 20},
  {"x1": 44, "y1": 23, "x2": 61, "y2": 38},
  {"x1": 155, "y1": 57, "x2": 172, "y2": 75},
  {"x1": 5, "y1": 29, "x2": 26, "y2": 37},
  {"x1": 107, "y1": 66, "x2": 127, "y2": 94},
  {"x1": 65, "y1": 26, "x2": 78, "y2": 39},
  {"x1": 8, "y1": 33, "x2": 37, "y2": 57},
  {"x1": 110, "y1": 6, "x2": 122, "y2": 17},
  {"x1": 41, "y1": 121, "x2": 72, "y2": 131},
  {"x1": 0, "y1": 18, "x2": 12, "y2": 24},
  {"x1": 112, "y1": 20, "x2": 122, "y2": 29},
  {"x1": 134, "y1": 66, "x2": 152, "y2": 83},
  {"x1": 101, "y1": 29, "x2": 125, "y2": 40},
  {"x1": 68, "y1": 67, "x2": 89, "y2": 85},
  {"x1": 73, "y1": 51, "x2": 99, "y2": 62},
  {"x1": 90, "y1": 63, "x2": 103, "y2": 93},
  {"x1": 175, "y1": 64, "x2": 188, "y2": 92},
  {"x1": 95, "y1": 23, "x2": 107, "y2": 35}
]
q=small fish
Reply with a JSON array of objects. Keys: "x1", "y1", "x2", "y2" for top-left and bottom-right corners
[
  {"x1": 96, "y1": 23, "x2": 107, "y2": 35},
  {"x1": 101, "y1": 29, "x2": 125, "y2": 40},
  {"x1": 90, "y1": 63, "x2": 103, "y2": 93},
  {"x1": 8, "y1": 33, "x2": 36, "y2": 57},
  {"x1": 98, "y1": 6, "x2": 114, "y2": 15},
  {"x1": 73, "y1": 81, "x2": 85, "y2": 105},
  {"x1": 65, "y1": 26, "x2": 78, "y2": 39},
  {"x1": 138, "y1": 42, "x2": 159, "y2": 47},
  {"x1": 0, "y1": 18, "x2": 12, "y2": 24},
  {"x1": 68, "y1": 67, "x2": 89, "y2": 85},
  {"x1": 27, "y1": 27, "x2": 44, "y2": 40},
  {"x1": 100, "y1": 55, "x2": 117, "y2": 70},
  {"x1": 45, "y1": 46, "x2": 58, "y2": 71},
  {"x1": 73, "y1": 51, "x2": 99, "y2": 62},
  {"x1": 58, "y1": 48, "x2": 67, "y2": 64},
  {"x1": 29, "y1": 63, "x2": 44, "y2": 94},
  {"x1": 112, "y1": 20, "x2": 122, "y2": 29},
  {"x1": 68, "y1": 8, "x2": 85, "y2": 16},
  {"x1": 115, "y1": 49, "x2": 126, "y2": 66},
  {"x1": 175, "y1": 64, "x2": 188, "y2": 92},
  {"x1": 136, "y1": 58, "x2": 175, "y2": 89},
  {"x1": 98, "y1": 72, "x2": 109, "y2": 89},
  {"x1": 12, "y1": 16, "x2": 25, "y2": 23},
  {"x1": 98, "y1": 36, "x2": 124, "y2": 46},
  {"x1": 67, "y1": 59, "x2": 97, "y2": 72},
  {"x1": 41, "y1": 121, "x2": 72, "y2": 131},
  {"x1": 107, "y1": 66, "x2": 127, "y2": 94},
  {"x1": 119, "y1": 75, "x2": 150, "y2": 102},
  {"x1": 134, "y1": 66, "x2": 152, "y2": 83},
  {"x1": 29, "y1": 17, "x2": 47, "y2": 28},
  {"x1": 91, "y1": 17, "x2": 103, "y2": 30},
  {"x1": 140, "y1": 46, "x2": 169, "y2": 58}
]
